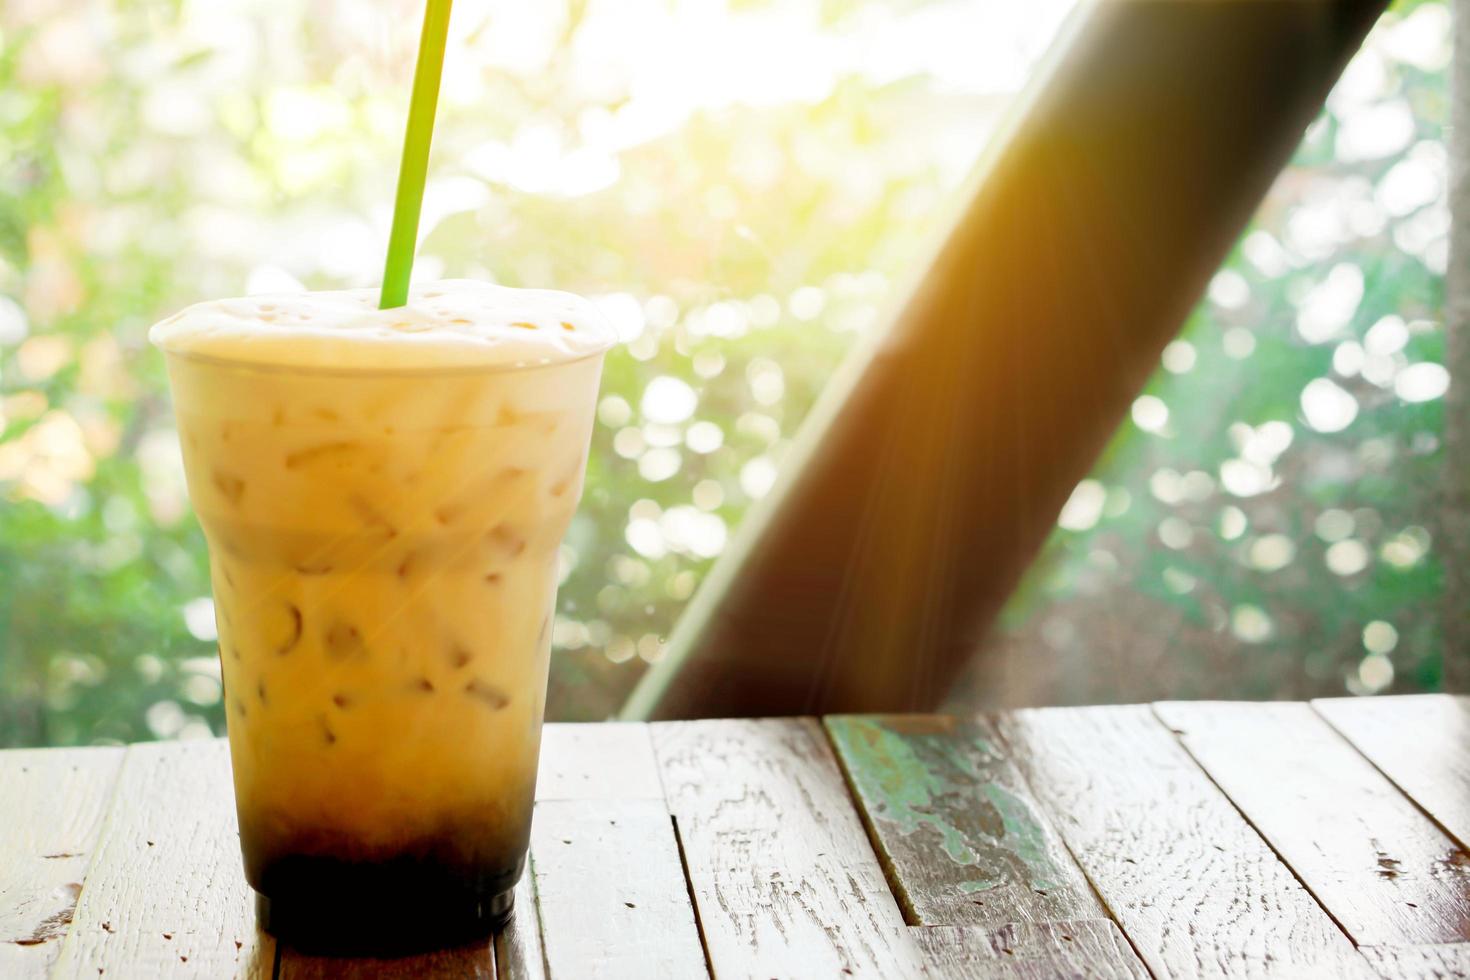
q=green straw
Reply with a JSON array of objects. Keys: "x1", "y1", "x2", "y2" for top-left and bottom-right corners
[{"x1": 380, "y1": 0, "x2": 454, "y2": 309}]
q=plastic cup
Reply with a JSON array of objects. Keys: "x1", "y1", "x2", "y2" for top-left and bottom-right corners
[{"x1": 154, "y1": 286, "x2": 608, "y2": 953}]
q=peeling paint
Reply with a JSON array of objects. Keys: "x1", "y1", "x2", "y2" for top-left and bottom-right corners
[{"x1": 827, "y1": 714, "x2": 1097, "y2": 923}]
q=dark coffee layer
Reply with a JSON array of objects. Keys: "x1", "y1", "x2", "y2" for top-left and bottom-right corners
[{"x1": 254, "y1": 850, "x2": 523, "y2": 955}]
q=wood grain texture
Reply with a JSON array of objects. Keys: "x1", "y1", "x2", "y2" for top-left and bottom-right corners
[
  {"x1": 50, "y1": 740, "x2": 276, "y2": 980},
  {"x1": 1314, "y1": 695, "x2": 1470, "y2": 849},
  {"x1": 825, "y1": 714, "x2": 1104, "y2": 926},
  {"x1": 0, "y1": 747, "x2": 123, "y2": 979},
  {"x1": 504, "y1": 722, "x2": 663, "y2": 980},
  {"x1": 495, "y1": 865, "x2": 547, "y2": 980},
  {"x1": 910, "y1": 920, "x2": 1149, "y2": 979},
  {"x1": 996, "y1": 706, "x2": 1365, "y2": 980},
  {"x1": 652, "y1": 718, "x2": 926, "y2": 979},
  {"x1": 530, "y1": 800, "x2": 706, "y2": 980},
  {"x1": 536, "y1": 723, "x2": 663, "y2": 802},
  {"x1": 1359, "y1": 943, "x2": 1470, "y2": 979},
  {"x1": 1156, "y1": 701, "x2": 1470, "y2": 945}
]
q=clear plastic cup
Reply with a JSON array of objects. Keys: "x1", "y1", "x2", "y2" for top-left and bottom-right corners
[{"x1": 157, "y1": 294, "x2": 606, "y2": 953}]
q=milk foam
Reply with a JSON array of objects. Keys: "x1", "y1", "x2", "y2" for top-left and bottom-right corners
[{"x1": 149, "y1": 280, "x2": 617, "y2": 370}]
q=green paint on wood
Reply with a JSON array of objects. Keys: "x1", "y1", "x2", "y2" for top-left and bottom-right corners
[
  {"x1": 838, "y1": 718, "x2": 990, "y2": 869},
  {"x1": 827, "y1": 714, "x2": 1100, "y2": 925},
  {"x1": 981, "y1": 781, "x2": 1063, "y2": 892}
]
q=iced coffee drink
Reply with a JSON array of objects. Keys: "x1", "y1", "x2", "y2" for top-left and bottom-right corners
[{"x1": 151, "y1": 281, "x2": 613, "y2": 952}]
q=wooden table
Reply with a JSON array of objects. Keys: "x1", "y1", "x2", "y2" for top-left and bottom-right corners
[{"x1": 4, "y1": 696, "x2": 1469, "y2": 979}]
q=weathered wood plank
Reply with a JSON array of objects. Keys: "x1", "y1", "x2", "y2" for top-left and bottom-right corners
[
  {"x1": 1359, "y1": 943, "x2": 1470, "y2": 979},
  {"x1": 495, "y1": 866, "x2": 547, "y2": 980},
  {"x1": 825, "y1": 715, "x2": 1104, "y2": 926},
  {"x1": 520, "y1": 723, "x2": 669, "y2": 979},
  {"x1": 0, "y1": 747, "x2": 123, "y2": 979},
  {"x1": 910, "y1": 920, "x2": 1150, "y2": 980},
  {"x1": 652, "y1": 718, "x2": 925, "y2": 979},
  {"x1": 1314, "y1": 695, "x2": 1470, "y2": 849},
  {"x1": 1156, "y1": 701, "x2": 1470, "y2": 946},
  {"x1": 50, "y1": 740, "x2": 276, "y2": 980},
  {"x1": 996, "y1": 706, "x2": 1366, "y2": 979},
  {"x1": 536, "y1": 723, "x2": 663, "y2": 802},
  {"x1": 530, "y1": 800, "x2": 706, "y2": 979},
  {"x1": 510, "y1": 723, "x2": 664, "y2": 979}
]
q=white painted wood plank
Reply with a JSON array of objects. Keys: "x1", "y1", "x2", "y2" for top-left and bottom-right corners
[
  {"x1": 531, "y1": 800, "x2": 706, "y2": 979},
  {"x1": 911, "y1": 921, "x2": 1150, "y2": 979},
  {"x1": 1314, "y1": 695, "x2": 1470, "y2": 849},
  {"x1": 536, "y1": 723, "x2": 662, "y2": 802},
  {"x1": 50, "y1": 740, "x2": 275, "y2": 979},
  {"x1": 0, "y1": 747, "x2": 123, "y2": 978},
  {"x1": 1156, "y1": 701, "x2": 1470, "y2": 946},
  {"x1": 652, "y1": 718, "x2": 924, "y2": 979},
  {"x1": 1360, "y1": 943, "x2": 1470, "y2": 980},
  {"x1": 997, "y1": 706, "x2": 1367, "y2": 980}
]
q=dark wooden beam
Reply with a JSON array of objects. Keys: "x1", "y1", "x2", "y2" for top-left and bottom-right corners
[{"x1": 624, "y1": 0, "x2": 1390, "y2": 720}]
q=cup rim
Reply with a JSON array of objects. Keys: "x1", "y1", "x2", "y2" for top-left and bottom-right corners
[{"x1": 160, "y1": 345, "x2": 609, "y2": 379}]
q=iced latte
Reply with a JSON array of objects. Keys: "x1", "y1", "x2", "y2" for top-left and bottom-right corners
[{"x1": 151, "y1": 281, "x2": 613, "y2": 952}]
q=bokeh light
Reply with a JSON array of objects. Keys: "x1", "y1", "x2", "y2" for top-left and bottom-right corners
[
  {"x1": 2, "y1": 0, "x2": 1452, "y2": 742},
  {"x1": 0, "y1": 0, "x2": 1082, "y2": 739},
  {"x1": 966, "y1": 0, "x2": 1451, "y2": 708}
]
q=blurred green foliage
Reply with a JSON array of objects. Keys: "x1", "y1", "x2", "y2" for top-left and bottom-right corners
[
  {"x1": 0, "y1": 0, "x2": 1451, "y2": 745},
  {"x1": 969, "y1": 0, "x2": 1453, "y2": 705}
]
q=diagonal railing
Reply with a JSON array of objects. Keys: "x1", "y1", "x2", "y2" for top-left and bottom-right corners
[{"x1": 623, "y1": 0, "x2": 1392, "y2": 720}]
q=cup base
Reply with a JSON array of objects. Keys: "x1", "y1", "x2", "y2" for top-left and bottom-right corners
[{"x1": 255, "y1": 879, "x2": 516, "y2": 955}]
